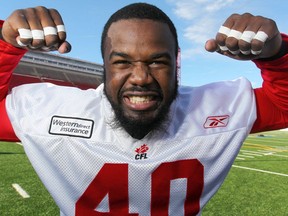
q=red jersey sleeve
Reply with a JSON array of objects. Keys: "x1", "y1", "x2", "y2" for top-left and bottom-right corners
[
  {"x1": 251, "y1": 34, "x2": 288, "y2": 133},
  {"x1": 0, "y1": 20, "x2": 27, "y2": 141}
]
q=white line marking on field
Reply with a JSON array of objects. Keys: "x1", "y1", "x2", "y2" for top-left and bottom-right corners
[
  {"x1": 12, "y1": 183, "x2": 30, "y2": 198},
  {"x1": 272, "y1": 154, "x2": 288, "y2": 158},
  {"x1": 256, "y1": 150, "x2": 288, "y2": 157},
  {"x1": 257, "y1": 150, "x2": 276, "y2": 154},
  {"x1": 237, "y1": 154, "x2": 254, "y2": 158},
  {"x1": 15, "y1": 142, "x2": 23, "y2": 146},
  {"x1": 232, "y1": 165, "x2": 288, "y2": 177},
  {"x1": 242, "y1": 153, "x2": 261, "y2": 156},
  {"x1": 240, "y1": 150, "x2": 264, "y2": 156},
  {"x1": 264, "y1": 152, "x2": 275, "y2": 156}
]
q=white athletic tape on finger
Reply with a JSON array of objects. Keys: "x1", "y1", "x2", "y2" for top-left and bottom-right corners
[
  {"x1": 41, "y1": 46, "x2": 52, "y2": 51},
  {"x1": 18, "y1": 28, "x2": 32, "y2": 39},
  {"x1": 254, "y1": 31, "x2": 268, "y2": 42},
  {"x1": 228, "y1": 30, "x2": 242, "y2": 40},
  {"x1": 218, "y1": 26, "x2": 230, "y2": 36},
  {"x1": 43, "y1": 27, "x2": 57, "y2": 36},
  {"x1": 31, "y1": 30, "x2": 44, "y2": 40},
  {"x1": 56, "y1": 25, "x2": 66, "y2": 32},
  {"x1": 219, "y1": 45, "x2": 229, "y2": 51},
  {"x1": 229, "y1": 49, "x2": 240, "y2": 55},
  {"x1": 241, "y1": 31, "x2": 256, "y2": 43},
  {"x1": 240, "y1": 50, "x2": 251, "y2": 55},
  {"x1": 28, "y1": 44, "x2": 38, "y2": 49},
  {"x1": 41, "y1": 43, "x2": 59, "y2": 51},
  {"x1": 16, "y1": 38, "x2": 27, "y2": 47},
  {"x1": 251, "y1": 50, "x2": 262, "y2": 55}
]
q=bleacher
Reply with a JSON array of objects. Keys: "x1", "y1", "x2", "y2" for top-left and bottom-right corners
[{"x1": 10, "y1": 51, "x2": 104, "y2": 90}]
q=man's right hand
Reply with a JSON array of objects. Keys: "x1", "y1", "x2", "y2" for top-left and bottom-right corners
[{"x1": 1, "y1": 6, "x2": 71, "y2": 54}]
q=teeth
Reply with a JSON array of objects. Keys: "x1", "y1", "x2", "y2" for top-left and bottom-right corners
[{"x1": 129, "y1": 96, "x2": 153, "y2": 104}]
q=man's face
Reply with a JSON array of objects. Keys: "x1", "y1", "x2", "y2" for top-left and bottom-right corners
[{"x1": 103, "y1": 19, "x2": 178, "y2": 138}]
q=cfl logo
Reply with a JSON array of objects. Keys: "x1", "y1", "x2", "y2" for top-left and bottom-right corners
[
  {"x1": 135, "y1": 153, "x2": 148, "y2": 160},
  {"x1": 135, "y1": 144, "x2": 149, "y2": 160}
]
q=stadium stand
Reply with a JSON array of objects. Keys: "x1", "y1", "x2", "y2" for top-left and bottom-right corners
[{"x1": 10, "y1": 51, "x2": 103, "y2": 90}]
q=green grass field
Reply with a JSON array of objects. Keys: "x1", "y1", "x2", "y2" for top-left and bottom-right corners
[
  {"x1": 0, "y1": 130, "x2": 287, "y2": 215},
  {"x1": 203, "y1": 130, "x2": 288, "y2": 215}
]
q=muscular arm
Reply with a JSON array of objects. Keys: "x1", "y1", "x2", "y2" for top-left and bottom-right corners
[
  {"x1": 205, "y1": 13, "x2": 288, "y2": 133},
  {"x1": 0, "y1": 21, "x2": 27, "y2": 100},
  {"x1": 0, "y1": 21, "x2": 27, "y2": 141},
  {"x1": 251, "y1": 34, "x2": 288, "y2": 133},
  {"x1": 0, "y1": 7, "x2": 70, "y2": 141}
]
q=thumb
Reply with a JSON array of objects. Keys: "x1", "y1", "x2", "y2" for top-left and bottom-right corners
[
  {"x1": 57, "y1": 41, "x2": 72, "y2": 54},
  {"x1": 205, "y1": 39, "x2": 219, "y2": 52}
]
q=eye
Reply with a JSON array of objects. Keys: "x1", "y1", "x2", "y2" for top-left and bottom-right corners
[
  {"x1": 149, "y1": 60, "x2": 169, "y2": 68},
  {"x1": 112, "y1": 60, "x2": 132, "y2": 69},
  {"x1": 113, "y1": 60, "x2": 131, "y2": 65},
  {"x1": 151, "y1": 61, "x2": 162, "y2": 65}
]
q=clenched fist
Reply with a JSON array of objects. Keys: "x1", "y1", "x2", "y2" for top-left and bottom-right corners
[
  {"x1": 1, "y1": 6, "x2": 71, "y2": 53},
  {"x1": 205, "y1": 13, "x2": 282, "y2": 60}
]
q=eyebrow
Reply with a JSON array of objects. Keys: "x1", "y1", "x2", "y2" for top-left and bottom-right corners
[
  {"x1": 150, "y1": 52, "x2": 172, "y2": 60},
  {"x1": 109, "y1": 51, "x2": 129, "y2": 60},
  {"x1": 109, "y1": 51, "x2": 172, "y2": 61}
]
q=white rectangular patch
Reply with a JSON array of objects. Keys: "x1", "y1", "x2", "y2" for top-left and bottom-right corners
[
  {"x1": 12, "y1": 183, "x2": 30, "y2": 198},
  {"x1": 49, "y1": 116, "x2": 94, "y2": 138}
]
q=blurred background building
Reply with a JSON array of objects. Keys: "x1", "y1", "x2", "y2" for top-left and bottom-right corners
[{"x1": 10, "y1": 51, "x2": 103, "y2": 90}]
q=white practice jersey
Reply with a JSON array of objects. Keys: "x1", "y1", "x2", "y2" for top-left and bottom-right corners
[{"x1": 6, "y1": 77, "x2": 256, "y2": 216}]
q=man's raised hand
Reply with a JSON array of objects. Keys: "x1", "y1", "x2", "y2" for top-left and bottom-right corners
[
  {"x1": 205, "y1": 13, "x2": 282, "y2": 60},
  {"x1": 1, "y1": 6, "x2": 71, "y2": 54}
]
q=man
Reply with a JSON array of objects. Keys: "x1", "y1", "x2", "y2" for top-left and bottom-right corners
[{"x1": 0, "y1": 2, "x2": 288, "y2": 215}]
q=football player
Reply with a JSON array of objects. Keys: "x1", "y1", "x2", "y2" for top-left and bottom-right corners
[{"x1": 0, "y1": 3, "x2": 287, "y2": 215}]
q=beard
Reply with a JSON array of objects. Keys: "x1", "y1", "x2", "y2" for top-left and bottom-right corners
[{"x1": 104, "y1": 83, "x2": 178, "y2": 140}]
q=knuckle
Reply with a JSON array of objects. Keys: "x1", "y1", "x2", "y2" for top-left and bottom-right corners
[
  {"x1": 10, "y1": 9, "x2": 27, "y2": 21},
  {"x1": 20, "y1": 38, "x2": 32, "y2": 44},
  {"x1": 229, "y1": 13, "x2": 240, "y2": 19},
  {"x1": 35, "y1": 6, "x2": 48, "y2": 12},
  {"x1": 252, "y1": 15, "x2": 266, "y2": 24},
  {"x1": 25, "y1": 8, "x2": 38, "y2": 20},
  {"x1": 264, "y1": 19, "x2": 277, "y2": 31},
  {"x1": 57, "y1": 32, "x2": 66, "y2": 41},
  {"x1": 252, "y1": 15, "x2": 276, "y2": 29},
  {"x1": 241, "y1": 12, "x2": 253, "y2": 18},
  {"x1": 225, "y1": 37, "x2": 238, "y2": 49},
  {"x1": 238, "y1": 40, "x2": 251, "y2": 50},
  {"x1": 45, "y1": 36, "x2": 58, "y2": 47},
  {"x1": 49, "y1": 8, "x2": 59, "y2": 14},
  {"x1": 216, "y1": 34, "x2": 227, "y2": 45},
  {"x1": 48, "y1": 8, "x2": 62, "y2": 20},
  {"x1": 251, "y1": 40, "x2": 263, "y2": 51},
  {"x1": 267, "y1": 18, "x2": 276, "y2": 26},
  {"x1": 31, "y1": 39, "x2": 44, "y2": 47},
  {"x1": 11, "y1": 9, "x2": 23, "y2": 16}
]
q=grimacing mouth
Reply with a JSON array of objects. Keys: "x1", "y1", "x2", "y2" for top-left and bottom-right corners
[
  {"x1": 120, "y1": 90, "x2": 164, "y2": 111},
  {"x1": 126, "y1": 95, "x2": 157, "y2": 104}
]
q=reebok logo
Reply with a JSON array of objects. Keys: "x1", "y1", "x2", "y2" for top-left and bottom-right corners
[{"x1": 204, "y1": 115, "x2": 229, "y2": 128}]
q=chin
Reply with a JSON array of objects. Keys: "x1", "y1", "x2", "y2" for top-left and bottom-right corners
[{"x1": 110, "y1": 106, "x2": 170, "y2": 139}]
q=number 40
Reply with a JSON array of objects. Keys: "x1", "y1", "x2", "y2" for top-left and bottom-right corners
[{"x1": 76, "y1": 159, "x2": 204, "y2": 215}]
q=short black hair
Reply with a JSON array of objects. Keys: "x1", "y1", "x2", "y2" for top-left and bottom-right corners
[{"x1": 100, "y1": 2, "x2": 179, "y2": 59}]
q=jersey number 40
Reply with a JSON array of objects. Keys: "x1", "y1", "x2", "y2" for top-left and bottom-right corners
[{"x1": 76, "y1": 159, "x2": 204, "y2": 215}]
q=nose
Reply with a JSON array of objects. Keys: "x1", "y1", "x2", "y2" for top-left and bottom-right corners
[{"x1": 129, "y1": 62, "x2": 153, "y2": 86}]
